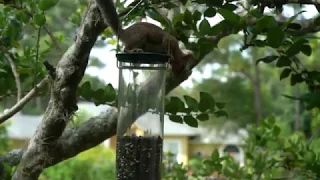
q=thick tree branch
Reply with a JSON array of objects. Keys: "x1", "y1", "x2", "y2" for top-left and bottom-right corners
[
  {"x1": 11, "y1": 2, "x2": 107, "y2": 179},
  {"x1": 0, "y1": 78, "x2": 48, "y2": 124}
]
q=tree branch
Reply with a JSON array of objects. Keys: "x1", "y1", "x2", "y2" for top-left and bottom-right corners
[
  {"x1": 0, "y1": 23, "x2": 226, "y2": 178},
  {"x1": 3, "y1": 0, "x2": 227, "y2": 179},
  {"x1": 2, "y1": 50, "x2": 22, "y2": 102},
  {"x1": 11, "y1": 5, "x2": 63, "y2": 57},
  {"x1": 11, "y1": 2, "x2": 107, "y2": 179},
  {"x1": 0, "y1": 78, "x2": 48, "y2": 124},
  {"x1": 42, "y1": 25, "x2": 63, "y2": 56}
]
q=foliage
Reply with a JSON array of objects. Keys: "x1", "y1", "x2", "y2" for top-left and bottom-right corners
[
  {"x1": 40, "y1": 145, "x2": 116, "y2": 180},
  {"x1": 161, "y1": 117, "x2": 320, "y2": 180},
  {"x1": 0, "y1": 123, "x2": 9, "y2": 156},
  {"x1": 0, "y1": 0, "x2": 320, "y2": 179},
  {"x1": 165, "y1": 92, "x2": 227, "y2": 128}
]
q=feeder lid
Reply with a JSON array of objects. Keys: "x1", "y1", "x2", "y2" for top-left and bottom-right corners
[{"x1": 116, "y1": 52, "x2": 169, "y2": 64}]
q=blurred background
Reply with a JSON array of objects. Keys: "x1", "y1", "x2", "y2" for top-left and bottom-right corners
[{"x1": 1, "y1": 0, "x2": 320, "y2": 179}]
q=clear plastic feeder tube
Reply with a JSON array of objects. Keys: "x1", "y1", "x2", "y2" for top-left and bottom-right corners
[{"x1": 116, "y1": 52, "x2": 169, "y2": 180}]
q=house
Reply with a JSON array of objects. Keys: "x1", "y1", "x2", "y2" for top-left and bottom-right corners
[
  {"x1": 5, "y1": 102, "x2": 111, "y2": 149},
  {"x1": 5, "y1": 102, "x2": 247, "y2": 166},
  {"x1": 109, "y1": 112, "x2": 247, "y2": 166}
]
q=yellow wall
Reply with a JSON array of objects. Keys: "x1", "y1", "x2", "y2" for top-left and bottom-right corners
[
  {"x1": 10, "y1": 139, "x2": 28, "y2": 149},
  {"x1": 188, "y1": 143, "x2": 223, "y2": 158},
  {"x1": 164, "y1": 135, "x2": 189, "y2": 165},
  {"x1": 108, "y1": 124, "x2": 227, "y2": 165}
]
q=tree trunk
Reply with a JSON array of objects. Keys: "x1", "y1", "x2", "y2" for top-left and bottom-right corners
[
  {"x1": 294, "y1": 85, "x2": 301, "y2": 131},
  {"x1": 253, "y1": 63, "x2": 263, "y2": 126},
  {"x1": 252, "y1": 49, "x2": 263, "y2": 126}
]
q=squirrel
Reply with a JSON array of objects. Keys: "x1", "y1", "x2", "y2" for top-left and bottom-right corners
[{"x1": 94, "y1": 0, "x2": 194, "y2": 74}]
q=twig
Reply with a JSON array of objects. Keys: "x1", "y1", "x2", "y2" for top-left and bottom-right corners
[
  {"x1": 0, "y1": 90, "x2": 34, "y2": 101},
  {"x1": 307, "y1": 127, "x2": 320, "y2": 148},
  {"x1": 33, "y1": 26, "x2": 42, "y2": 87},
  {"x1": 43, "y1": 25, "x2": 63, "y2": 56},
  {"x1": 1, "y1": 49, "x2": 22, "y2": 102},
  {"x1": 12, "y1": 5, "x2": 63, "y2": 56},
  {"x1": 0, "y1": 77, "x2": 48, "y2": 124},
  {"x1": 0, "y1": 92, "x2": 16, "y2": 101}
]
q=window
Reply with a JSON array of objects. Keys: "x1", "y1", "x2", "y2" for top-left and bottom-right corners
[
  {"x1": 223, "y1": 145, "x2": 241, "y2": 164},
  {"x1": 163, "y1": 139, "x2": 182, "y2": 163}
]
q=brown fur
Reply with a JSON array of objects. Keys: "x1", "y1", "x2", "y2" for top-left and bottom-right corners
[{"x1": 94, "y1": 0, "x2": 193, "y2": 74}]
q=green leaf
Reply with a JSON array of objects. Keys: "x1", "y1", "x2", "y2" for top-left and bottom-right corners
[
  {"x1": 256, "y1": 55, "x2": 279, "y2": 64},
  {"x1": 267, "y1": 27, "x2": 285, "y2": 48},
  {"x1": 204, "y1": 7, "x2": 216, "y2": 18},
  {"x1": 93, "y1": 88, "x2": 106, "y2": 105},
  {"x1": 267, "y1": 116, "x2": 276, "y2": 126},
  {"x1": 214, "y1": 110, "x2": 228, "y2": 118},
  {"x1": 183, "y1": 95, "x2": 198, "y2": 111},
  {"x1": 197, "y1": 37, "x2": 214, "y2": 54},
  {"x1": 17, "y1": 10, "x2": 30, "y2": 23},
  {"x1": 215, "y1": 102, "x2": 226, "y2": 109},
  {"x1": 170, "y1": 97, "x2": 185, "y2": 112},
  {"x1": 281, "y1": 10, "x2": 306, "y2": 29},
  {"x1": 285, "y1": 38, "x2": 308, "y2": 56},
  {"x1": 273, "y1": 125, "x2": 281, "y2": 136},
  {"x1": 301, "y1": 44, "x2": 312, "y2": 56},
  {"x1": 183, "y1": 9, "x2": 193, "y2": 24},
  {"x1": 165, "y1": 99, "x2": 178, "y2": 114},
  {"x1": 217, "y1": 8, "x2": 240, "y2": 24},
  {"x1": 304, "y1": 151, "x2": 316, "y2": 163},
  {"x1": 146, "y1": 7, "x2": 170, "y2": 26},
  {"x1": 38, "y1": 0, "x2": 59, "y2": 11},
  {"x1": 287, "y1": 23, "x2": 302, "y2": 30},
  {"x1": 193, "y1": 10, "x2": 202, "y2": 22},
  {"x1": 199, "y1": 92, "x2": 215, "y2": 112},
  {"x1": 0, "y1": 69, "x2": 7, "y2": 73},
  {"x1": 254, "y1": 15, "x2": 277, "y2": 33},
  {"x1": 104, "y1": 83, "x2": 116, "y2": 102},
  {"x1": 33, "y1": 13, "x2": 46, "y2": 26},
  {"x1": 211, "y1": 149, "x2": 220, "y2": 161},
  {"x1": 169, "y1": 115, "x2": 183, "y2": 123},
  {"x1": 79, "y1": 81, "x2": 92, "y2": 100},
  {"x1": 222, "y1": 3, "x2": 238, "y2": 11},
  {"x1": 196, "y1": 113, "x2": 209, "y2": 121},
  {"x1": 184, "y1": 115, "x2": 198, "y2": 127},
  {"x1": 280, "y1": 68, "x2": 292, "y2": 80},
  {"x1": 180, "y1": 0, "x2": 187, "y2": 5},
  {"x1": 276, "y1": 56, "x2": 292, "y2": 67},
  {"x1": 290, "y1": 73, "x2": 304, "y2": 86},
  {"x1": 199, "y1": 18, "x2": 211, "y2": 35}
]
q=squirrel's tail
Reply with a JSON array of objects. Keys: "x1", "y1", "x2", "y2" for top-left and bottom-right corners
[{"x1": 95, "y1": 0, "x2": 122, "y2": 36}]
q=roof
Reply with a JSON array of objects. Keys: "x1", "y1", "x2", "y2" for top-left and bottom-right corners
[
  {"x1": 4, "y1": 102, "x2": 247, "y2": 145},
  {"x1": 5, "y1": 102, "x2": 110, "y2": 140},
  {"x1": 135, "y1": 113, "x2": 199, "y2": 136}
]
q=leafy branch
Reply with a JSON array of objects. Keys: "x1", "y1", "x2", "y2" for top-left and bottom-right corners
[{"x1": 1, "y1": 48, "x2": 22, "y2": 102}]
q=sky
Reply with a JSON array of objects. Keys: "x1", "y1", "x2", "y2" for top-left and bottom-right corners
[{"x1": 87, "y1": 4, "x2": 318, "y2": 89}]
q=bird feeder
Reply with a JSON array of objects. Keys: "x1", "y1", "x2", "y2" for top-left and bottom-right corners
[{"x1": 116, "y1": 52, "x2": 169, "y2": 180}]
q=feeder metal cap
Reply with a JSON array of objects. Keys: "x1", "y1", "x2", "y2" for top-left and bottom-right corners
[{"x1": 116, "y1": 52, "x2": 170, "y2": 64}]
